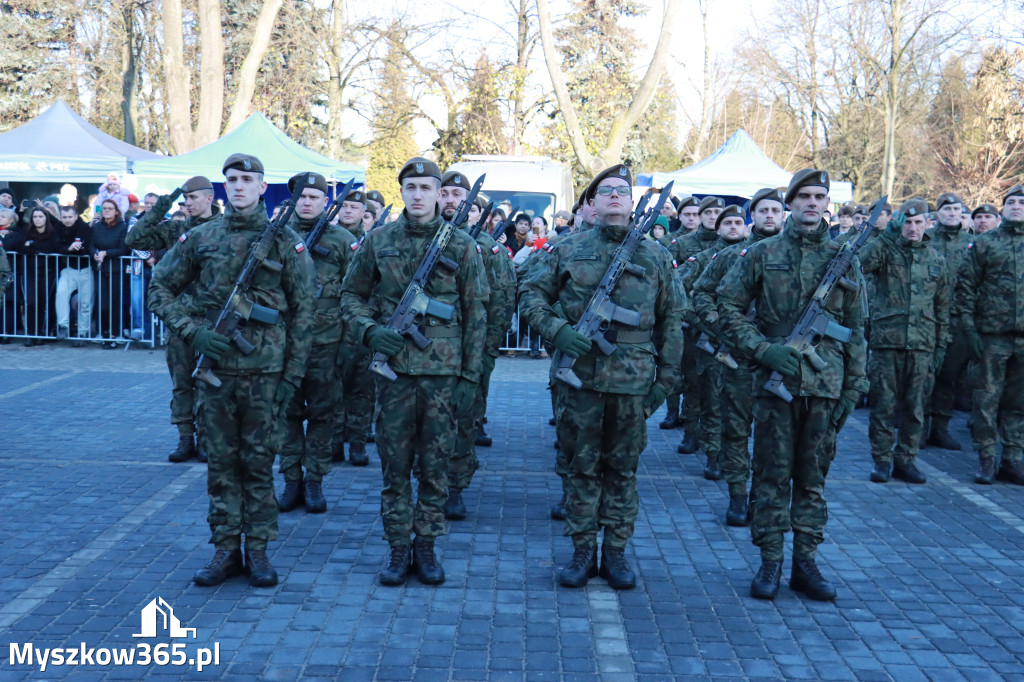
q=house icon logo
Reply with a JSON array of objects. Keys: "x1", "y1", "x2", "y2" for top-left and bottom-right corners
[{"x1": 132, "y1": 598, "x2": 197, "y2": 639}]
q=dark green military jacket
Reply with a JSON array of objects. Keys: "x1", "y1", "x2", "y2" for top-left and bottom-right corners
[
  {"x1": 519, "y1": 220, "x2": 683, "y2": 395},
  {"x1": 287, "y1": 213, "x2": 357, "y2": 347},
  {"x1": 692, "y1": 227, "x2": 774, "y2": 339},
  {"x1": 339, "y1": 210, "x2": 490, "y2": 383},
  {"x1": 926, "y1": 221, "x2": 970, "y2": 290},
  {"x1": 953, "y1": 219, "x2": 1024, "y2": 335},
  {"x1": 126, "y1": 205, "x2": 222, "y2": 251},
  {"x1": 717, "y1": 216, "x2": 869, "y2": 399},
  {"x1": 148, "y1": 199, "x2": 317, "y2": 384},
  {"x1": 466, "y1": 228, "x2": 516, "y2": 357},
  {"x1": 677, "y1": 237, "x2": 742, "y2": 330},
  {"x1": 858, "y1": 230, "x2": 950, "y2": 352},
  {"x1": 664, "y1": 225, "x2": 717, "y2": 265}
]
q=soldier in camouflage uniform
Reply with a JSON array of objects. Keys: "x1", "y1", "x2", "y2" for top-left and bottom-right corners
[
  {"x1": 859, "y1": 198, "x2": 951, "y2": 485},
  {"x1": 276, "y1": 173, "x2": 357, "y2": 514},
  {"x1": 972, "y1": 203, "x2": 1000, "y2": 235},
  {"x1": 335, "y1": 189, "x2": 374, "y2": 466},
  {"x1": 126, "y1": 176, "x2": 222, "y2": 463},
  {"x1": 149, "y1": 154, "x2": 316, "y2": 587},
  {"x1": 340, "y1": 157, "x2": 489, "y2": 586},
  {"x1": 657, "y1": 195, "x2": 698, "y2": 428},
  {"x1": 692, "y1": 188, "x2": 785, "y2": 525},
  {"x1": 521, "y1": 164, "x2": 682, "y2": 590},
  {"x1": 925, "y1": 192, "x2": 972, "y2": 450},
  {"x1": 440, "y1": 171, "x2": 517, "y2": 520},
  {"x1": 953, "y1": 185, "x2": 1024, "y2": 486},
  {"x1": 717, "y1": 169, "x2": 868, "y2": 602}
]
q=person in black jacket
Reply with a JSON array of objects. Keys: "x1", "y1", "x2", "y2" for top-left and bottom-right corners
[
  {"x1": 20, "y1": 207, "x2": 64, "y2": 343},
  {"x1": 55, "y1": 205, "x2": 95, "y2": 343},
  {"x1": 92, "y1": 199, "x2": 129, "y2": 347}
]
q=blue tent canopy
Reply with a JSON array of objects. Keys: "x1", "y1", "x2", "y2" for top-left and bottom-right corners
[
  {"x1": 133, "y1": 113, "x2": 365, "y2": 188},
  {"x1": 0, "y1": 101, "x2": 159, "y2": 182}
]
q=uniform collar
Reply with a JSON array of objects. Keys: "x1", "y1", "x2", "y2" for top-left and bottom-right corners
[
  {"x1": 783, "y1": 215, "x2": 830, "y2": 244},
  {"x1": 223, "y1": 199, "x2": 267, "y2": 231},
  {"x1": 1001, "y1": 219, "x2": 1024, "y2": 235},
  {"x1": 401, "y1": 208, "x2": 442, "y2": 235},
  {"x1": 596, "y1": 219, "x2": 632, "y2": 242}
]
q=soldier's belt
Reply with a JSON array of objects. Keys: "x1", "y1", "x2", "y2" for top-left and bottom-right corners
[
  {"x1": 605, "y1": 329, "x2": 653, "y2": 343},
  {"x1": 422, "y1": 325, "x2": 461, "y2": 339},
  {"x1": 316, "y1": 297, "x2": 340, "y2": 309}
]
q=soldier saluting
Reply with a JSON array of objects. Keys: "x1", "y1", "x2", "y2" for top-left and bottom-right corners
[{"x1": 717, "y1": 170, "x2": 868, "y2": 602}]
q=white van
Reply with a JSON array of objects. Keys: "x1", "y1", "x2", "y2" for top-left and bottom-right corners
[{"x1": 445, "y1": 155, "x2": 574, "y2": 229}]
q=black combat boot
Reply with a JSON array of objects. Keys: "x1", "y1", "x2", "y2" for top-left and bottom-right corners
[
  {"x1": 975, "y1": 457, "x2": 997, "y2": 485},
  {"x1": 332, "y1": 442, "x2": 345, "y2": 463},
  {"x1": 870, "y1": 460, "x2": 891, "y2": 483},
  {"x1": 548, "y1": 416, "x2": 557, "y2": 426},
  {"x1": 244, "y1": 547, "x2": 279, "y2": 587},
  {"x1": 475, "y1": 424, "x2": 492, "y2": 447},
  {"x1": 927, "y1": 423, "x2": 962, "y2": 450},
  {"x1": 892, "y1": 460, "x2": 927, "y2": 484},
  {"x1": 558, "y1": 545, "x2": 598, "y2": 588},
  {"x1": 996, "y1": 459, "x2": 1024, "y2": 486},
  {"x1": 677, "y1": 430, "x2": 699, "y2": 454},
  {"x1": 444, "y1": 488, "x2": 466, "y2": 520},
  {"x1": 304, "y1": 479, "x2": 327, "y2": 514},
  {"x1": 599, "y1": 545, "x2": 636, "y2": 590},
  {"x1": 379, "y1": 544, "x2": 412, "y2": 586},
  {"x1": 412, "y1": 536, "x2": 445, "y2": 585},
  {"x1": 277, "y1": 477, "x2": 304, "y2": 512},
  {"x1": 550, "y1": 493, "x2": 566, "y2": 520},
  {"x1": 167, "y1": 435, "x2": 196, "y2": 463},
  {"x1": 193, "y1": 549, "x2": 243, "y2": 586},
  {"x1": 349, "y1": 442, "x2": 369, "y2": 466},
  {"x1": 703, "y1": 455, "x2": 722, "y2": 481},
  {"x1": 726, "y1": 496, "x2": 749, "y2": 527},
  {"x1": 658, "y1": 407, "x2": 680, "y2": 429},
  {"x1": 750, "y1": 560, "x2": 782, "y2": 600},
  {"x1": 790, "y1": 559, "x2": 837, "y2": 601}
]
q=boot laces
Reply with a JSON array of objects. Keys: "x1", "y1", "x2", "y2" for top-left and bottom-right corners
[
  {"x1": 569, "y1": 546, "x2": 595, "y2": 571},
  {"x1": 388, "y1": 544, "x2": 411, "y2": 569},
  {"x1": 205, "y1": 550, "x2": 232, "y2": 569},
  {"x1": 246, "y1": 549, "x2": 271, "y2": 572},
  {"x1": 602, "y1": 547, "x2": 627, "y2": 572},
  {"x1": 757, "y1": 560, "x2": 782, "y2": 580},
  {"x1": 414, "y1": 538, "x2": 438, "y2": 569}
]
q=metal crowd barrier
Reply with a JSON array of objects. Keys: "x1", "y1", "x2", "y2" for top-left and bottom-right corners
[
  {"x1": 0, "y1": 252, "x2": 162, "y2": 349},
  {"x1": 500, "y1": 310, "x2": 543, "y2": 353}
]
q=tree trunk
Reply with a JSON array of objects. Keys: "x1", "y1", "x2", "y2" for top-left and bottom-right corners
[
  {"x1": 510, "y1": 0, "x2": 530, "y2": 154},
  {"x1": 120, "y1": 0, "x2": 137, "y2": 145},
  {"x1": 692, "y1": 0, "x2": 713, "y2": 163},
  {"x1": 194, "y1": 0, "x2": 225, "y2": 146},
  {"x1": 327, "y1": 0, "x2": 346, "y2": 158},
  {"x1": 223, "y1": 0, "x2": 285, "y2": 133},
  {"x1": 161, "y1": 0, "x2": 194, "y2": 152},
  {"x1": 881, "y1": 0, "x2": 902, "y2": 197}
]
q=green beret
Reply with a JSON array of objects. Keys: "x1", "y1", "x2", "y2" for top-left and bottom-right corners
[
  {"x1": 972, "y1": 203, "x2": 999, "y2": 218},
  {"x1": 750, "y1": 187, "x2": 785, "y2": 212},
  {"x1": 345, "y1": 189, "x2": 366, "y2": 206},
  {"x1": 364, "y1": 190, "x2": 385, "y2": 206},
  {"x1": 364, "y1": 202, "x2": 379, "y2": 217},
  {"x1": 181, "y1": 176, "x2": 214, "y2": 194},
  {"x1": 398, "y1": 157, "x2": 442, "y2": 183},
  {"x1": 222, "y1": 153, "x2": 264, "y2": 176},
  {"x1": 586, "y1": 164, "x2": 632, "y2": 200},
  {"x1": 676, "y1": 196, "x2": 698, "y2": 210},
  {"x1": 855, "y1": 205, "x2": 868, "y2": 216},
  {"x1": 785, "y1": 169, "x2": 830, "y2": 205},
  {"x1": 869, "y1": 198, "x2": 892, "y2": 214},
  {"x1": 286, "y1": 172, "x2": 328, "y2": 196},
  {"x1": 935, "y1": 192, "x2": 963, "y2": 210},
  {"x1": 714, "y1": 204, "x2": 744, "y2": 230},
  {"x1": 1004, "y1": 184, "x2": 1024, "y2": 204},
  {"x1": 897, "y1": 198, "x2": 929, "y2": 219},
  {"x1": 440, "y1": 171, "x2": 471, "y2": 191},
  {"x1": 698, "y1": 195, "x2": 725, "y2": 214}
]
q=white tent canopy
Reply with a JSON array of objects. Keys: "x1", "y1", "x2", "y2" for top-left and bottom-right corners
[{"x1": 637, "y1": 129, "x2": 853, "y2": 204}]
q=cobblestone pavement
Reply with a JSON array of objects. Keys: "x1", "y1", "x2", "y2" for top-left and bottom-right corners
[{"x1": 1, "y1": 344, "x2": 1023, "y2": 681}]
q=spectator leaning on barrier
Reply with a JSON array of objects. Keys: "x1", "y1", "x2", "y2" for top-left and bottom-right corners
[
  {"x1": 92, "y1": 199, "x2": 129, "y2": 348},
  {"x1": 55, "y1": 206, "x2": 95, "y2": 344},
  {"x1": 19, "y1": 207, "x2": 64, "y2": 344}
]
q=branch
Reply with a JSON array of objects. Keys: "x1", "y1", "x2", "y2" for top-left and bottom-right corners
[{"x1": 224, "y1": 0, "x2": 285, "y2": 133}]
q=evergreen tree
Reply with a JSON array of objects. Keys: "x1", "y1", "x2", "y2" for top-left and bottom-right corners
[
  {"x1": 461, "y1": 51, "x2": 509, "y2": 156},
  {"x1": 366, "y1": 40, "x2": 420, "y2": 210}
]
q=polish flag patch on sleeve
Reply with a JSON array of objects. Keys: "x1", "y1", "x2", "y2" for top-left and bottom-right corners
[
  {"x1": 350, "y1": 242, "x2": 359, "y2": 251},
  {"x1": 476, "y1": 244, "x2": 482, "y2": 253},
  {"x1": 740, "y1": 248, "x2": 748, "y2": 257},
  {"x1": 672, "y1": 259, "x2": 678, "y2": 269},
  {"x1": 492, "y1": 244, "x2": 501, "y2": 254},
  {"x1": 295, "y1": 243, "x2": 306, "y2": 253},
  {"x1": 178, "y1": 233, "x2": 188, "y2": 243}
]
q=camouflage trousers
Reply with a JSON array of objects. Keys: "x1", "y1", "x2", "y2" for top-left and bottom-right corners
[
  {"x1": 376, "y1": 373, "x2": 458, "y2": 546},
  {"x1": 279, "y1": 342, "x2": 341, "y2": 482},
  {"x1": 869, "y1": 349, "x2": 934, "y2": 465},
  {"x1": 695, "y1": 351, "x2": 722, "y2": 460},
  {"x1": 719, "y1": 360, "x2": 756, "y2": 497},
  {"x1": 680, "y1": 330, "x2": 701, "y2": 433},
  {"x1": 449, "y1": 358, "x2": 494, "y2": 490},
  {"x1": 166, "y1": 332, "x2": 196, "y2": 438},
  {"x1": 560, "y1": 389, "x2": 647, "y2": 550},
  {"x1": 928, "y1": 331, "x2": 970, "y2": 427},
  {"x1": 338, "y1": 343, "x2": 374, "y2": 446},
  {"x1": 197, "y1": 372, "x2": 281, "y2": 551},
  {"x1": 663, "y1": 342, "x2": 684, "y2": 416},
  {"x1": 552, "y1": 382, "x2": 573, "y2": 495},
  {"x1": 750, "y1": 394, "x2": 838, "y2": 562},
  {"x1": 971, "y1": 334, "x2": 1024, "y2": 461}
]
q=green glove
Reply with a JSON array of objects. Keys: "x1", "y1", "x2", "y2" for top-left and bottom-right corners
[
  {"x1": 451, "y1": 379, "x2": 477, "y2": 418},
  {"x1": 760, "y1": 343, "x2": 801, "y2": 377},
  {"x1": 831, "y1": 389, "x2": 860, "y2": 431},
  {"x1": 152, "y1": 193, "x2": 175, "y2": 218},
  {"x1": 552, "y1": 324, "x2": 592, "y2": 359},
  {"x1": 366, "y1": 325, "x2": 405, "y2": 355},
  {"x1": 964, "y1": 328, "x2": 983, "y2": 361},
  {"x1": 274, "y1": 377, "x2": 299, "y2": 413},
  {"x1": 886, "y1": 212, "x2": 906, "y2": 235},
  {"x1": 191, "y1": 327, "x2": 231, "y2": 362},
  {"x1": 481, "y1": 353, "x2": 496, "y2": 378},
  {"x1": 642, "y1": 381, "x2": 671, "y2": 419}
]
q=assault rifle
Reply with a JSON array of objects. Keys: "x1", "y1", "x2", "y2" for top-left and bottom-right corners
[
  {"x1": 192, "y1": 176, "x2": 310, "y2": 388},
  {"x1": 488, "y1": 204, "x2": 520, "y2": 241},
  {"x1": 554, "y1": 181, "x2": 674, "y2": 389},
  {"x1": 304, "y1": 177, "x2": 356, "y2": 257},
  {"x1": 352, "y1": 204, "x2": 392, "y2": 252},
  {"x1": 763, "y1": 196, "x2": 887, "y2": 402},
  {"x1": 368, "y1": 174, "x2": 486, "y2": 381},
  {"x1": 468, "y1": 201, "x2": 494, "y2": 240}
]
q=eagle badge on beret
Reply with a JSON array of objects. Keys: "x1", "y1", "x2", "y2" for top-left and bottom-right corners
[
  {"x1": 618, "y1": 167, "x2": 627, "y2": 176},
  {"x1": 243, "y1": 159, "x2": 251, "y2": 171},
  {"x1": 908, "y1": 207, "x2": 917, "y2": 216},
  {"x1": 416, "y1": 162, "x2": 424, "y2": 174},
  {"x1": 819, "y1": 172, "x2": 827, "y2": 183},
  {"x1": 454, "y1": 175, "x2": 461, "y2": 184},
  {"x1": 307, "y1": 176, "x2": 315, "y2": 185},
  {"x1": 716, "y1": 199, "x2": 724, "y2": 207}
]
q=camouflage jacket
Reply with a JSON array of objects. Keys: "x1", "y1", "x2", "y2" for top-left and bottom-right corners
[
  {"x1": 287, "y1": 213, "x2": 357, "y2": 347},
  {"x1": 677, "y1": 237, "x2": 745, "y2": 328},
  {"x1": 125, "y1": 205, "x2": 222, "y2": 251},
  {"x1": 664, "y1": 225, "x2": 717, "y2": 265},
  {"x1": 716, "y1": 216, "x2": 869, "y2": 399},
  {"x1": 466, "y1": 227, "x2": 517, "y2": 356},
  {"x1": 658, "y1": 227, "x2": 694, "y2": 250},
  {"x1": 148, "y1": 199, "x2": 317, "y2": 383},
  {"x1": 692, "y1": 227, "x2": 773, "y2": 341},
  {"x1": 858, "y1": 230, "x2": 950, "y2": 352},
  {"x1": 953, "y1": 219, "x2": 1024, "y2": 335},
  {"x1": 339, "y1": 210, "x2": 490, "y2": 383},
  {"x1": 925, "y1": 222, "x2": 970, "y2": 290},
  {"x1": 519, "y1": 220, "x2": 682, "y2": 395}
]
